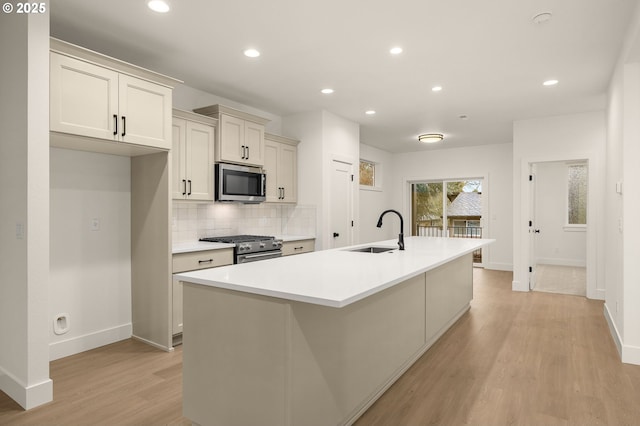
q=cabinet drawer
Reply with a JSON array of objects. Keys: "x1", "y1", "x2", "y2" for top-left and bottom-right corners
[
  {"x1": 281, "y1": 239, "x2": 315, "y2": 256},
  {"x1": 172, "y1": 248, "x2": 234, "y2": 273}
]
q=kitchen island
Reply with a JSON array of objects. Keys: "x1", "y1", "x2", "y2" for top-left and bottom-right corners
[{"x1": 175, "y1": 236, "x2": 493, "y2": 426}]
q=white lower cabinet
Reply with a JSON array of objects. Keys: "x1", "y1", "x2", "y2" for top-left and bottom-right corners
[
  {"x1": 172, "y1": 110, "x2": 216, "y2": 201},
  {"x1": 172, "y1": 248, "x2": 234, "y2": 335},
  {"x1": 282, "y1": 239, "x2": 315, "y2": 256}
]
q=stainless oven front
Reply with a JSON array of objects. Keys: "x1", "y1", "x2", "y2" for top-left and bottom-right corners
[{"x1": 236, "y1": 250, "x2": 282, "y2": 264}]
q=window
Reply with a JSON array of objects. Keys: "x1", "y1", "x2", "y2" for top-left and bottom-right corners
[
  {"x1": 359, "y1": 160, "x2": 376, "y2": 187},
  {"x1": 567, "y1": 164, "x2": 587, "y2": 225}
]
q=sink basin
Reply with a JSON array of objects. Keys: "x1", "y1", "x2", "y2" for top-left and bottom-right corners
[{"x1": 347, "y1": 246, "x2": 396, "y2": 253}]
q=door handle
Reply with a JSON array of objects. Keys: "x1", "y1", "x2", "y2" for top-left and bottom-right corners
[
  {"x1": 534, "y1": 229, "x2": 540, "y2": 233},
  {"x1": 333, "y1": 232, "x2": 340, "y2": 238}
]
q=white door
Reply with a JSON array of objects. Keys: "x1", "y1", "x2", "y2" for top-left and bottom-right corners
[{"x1": 329, "y1": 160, "x2": 353, "y2": 249}]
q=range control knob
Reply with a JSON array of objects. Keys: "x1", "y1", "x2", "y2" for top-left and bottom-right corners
[{"x1": 259, "y1": 242, "x2": 266, "y2": 248}]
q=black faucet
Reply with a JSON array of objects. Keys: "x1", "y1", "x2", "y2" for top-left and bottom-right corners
[{"x1": 376, "y1": 209, "x2": 405, "y2": 250}]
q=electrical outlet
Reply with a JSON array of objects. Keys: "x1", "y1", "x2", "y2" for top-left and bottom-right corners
[{"x1": 91, "y1": 218, "x2": 100, "y2": 231}]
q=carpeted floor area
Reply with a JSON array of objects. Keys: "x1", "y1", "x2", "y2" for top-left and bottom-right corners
[{"x1": 532, "y1": 264, "x2": 586, "y2": 296}]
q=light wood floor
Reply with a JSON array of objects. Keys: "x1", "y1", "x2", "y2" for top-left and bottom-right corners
[
  {"x1": 2, "y1": 269, "x2": 639, "y2": 425},
  {"x1": 533, "y1": 264, "x2": 587, "y2": 297}
]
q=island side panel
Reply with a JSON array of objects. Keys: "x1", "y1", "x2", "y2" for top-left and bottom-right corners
[
  {"x1": 425, "y1": 253, "x2": 473, "y2": 344},
  {"x1": 182, "y1": 283, "x2": 291, "y2": 426},
  {"x1": 289, "y1": 273, "x2": 427, "y2": 426}
]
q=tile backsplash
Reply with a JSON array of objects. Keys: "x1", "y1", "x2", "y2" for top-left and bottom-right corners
[{"x1": 172, "y1": 202, "x2": 317, "y2": 243}]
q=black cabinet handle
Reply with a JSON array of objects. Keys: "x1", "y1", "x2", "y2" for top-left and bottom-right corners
[
  {"x1": 121, "y1": 116, "x2": 126, "y2": 137},
  {"x1": 113, "y1": 114, "x2": 118, "y2": 136},
  {"x1": 282, "y1": 187, "x2": 285, "y2": 200},
  {"x1": 333, "y1": 232, "x2": 340, "y2": 238},
  {"x1": 188, "y1": 180, "x2": 192, "y2": 195},
  {"x1": 182, "y1": 179, "x2": 187, "y2": 195},
  {"x1": 241, "y1": 145, "x2": 246, "y2": 159},
  {"x1": 198, "y1": 259, "x2": 213, "y2": 264},
  {"x1": 246, "y1": 145, "x2": 250, "y2": 159}
]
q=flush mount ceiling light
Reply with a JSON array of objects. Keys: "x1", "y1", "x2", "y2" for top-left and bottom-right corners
[
  {"x1": 321, "y1": 88, "x2": 334, "y2": 94},
  {"x1": 432, "y1": 86, "x2": 443, "y2": 92},
  {"x1": 390, "y1": 47, "x2": 403, "y2": 55},
  {"x1": 532, "y1": 12, "x2": 553, "y2": 25},
  {"x1": 365, "y1": 110, "x2": 376, "y2": 115},
  {"x1": 418, "y1": 133, "x2": 444, "y2": 143},
  {"x1": 543, "y1": 79, "x2": 559, "y2": 86},
  {"x1": 243, "y1": 48, "x2": 260, "y2": 58},
  {"x1": 147, "y1": 0, "x2": 170, "y2": 13}
]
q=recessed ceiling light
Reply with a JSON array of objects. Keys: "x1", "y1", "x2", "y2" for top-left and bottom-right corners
[
  {"x1": 365, "y1": 110, "x2": 376, "y2": 115},
  {"x1": 543, "y1": 79, "x2": 559, "y2": 86},
  {"x1": 147, "y1": 0, "x2": 170, "y2": 13},
  {"x1": 243, "y1": 49, "x2": 260, "y2": 58},
  {"x1": 432, "y1": 86, "x2": 443, "y2": 92},
  {"x1": 418, "y1": 133, "x2": 444, "y2": 143},
  {"x1": 532, "y1": 12, "x2": 553, "y2": 25},
  {"x1": 390, "y1": 47, "x2": 403, "y2": 55},
  {"x1": 321, "y1": 88, "x2": 334, "y2": 94}
]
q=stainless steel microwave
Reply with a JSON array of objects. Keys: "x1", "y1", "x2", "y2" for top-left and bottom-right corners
[{"x1": 215, "y1": 163, "x2": 266, "y2": 203}]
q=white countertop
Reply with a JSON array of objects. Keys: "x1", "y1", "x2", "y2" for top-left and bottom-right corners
[
  {"x1": 175, "y1": 236, "x2": 494, "y2": 308},
  {"x1": 172, "y1": 241, "x2": 235, "y2": 254},
  {"x1": 276, "y1": 235, "x2": 315, "y2": 242}
]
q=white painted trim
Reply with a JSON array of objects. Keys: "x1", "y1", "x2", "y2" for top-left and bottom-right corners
[
  {"x1": 0, "y1": 367, "x2": 53, "y2": 410},
  {"x1": 604, "y1": 302, "x2": 622, "y2": 357},
  {"x1": 604, "y1": 303, "x2": 640, "y2": 365},
  {"x1": 512, "y1": 279, "x2": 528, "y2": 292},
  {"x1": 486, "y1": 262, "x2": 513, "y2": 271},
  {"x1": 536, "y1": 258, "x2": 587, "y2": 267},
  {"x1": 132, "y1": 334, "x2": 175, "y2": 352},
  {"x1": 49, "y1": 323, "x2": 133, "y2": 361}
]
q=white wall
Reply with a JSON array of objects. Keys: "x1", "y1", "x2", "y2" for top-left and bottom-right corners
[
  {"x1": 513, "y1": 112, "x2": 606, "y2": 300},
  {"x1": 604, "y1": 0, "x2": 640, "y2": 364},
  {"x1": 0, "y1": 7, "x2": 52, "y2": 409},
  {"x1": 390, "y1": 143, "x2": 513, "y2": 271},
  {"x1": 359, "y1": 144, "x2": 394, "y2": 243},
  {"x1": 49, "y1": 148, "x2": 132, "y2": 360},
  {"x1": 283, "y1": 110, "x2": 360, "y2": 250},
  {"x1": 173, "y1": 84, "x2": 283, "y2": 135},
  {"x1": 534, "y1": 162, "x2": 587, "y2": 267}
]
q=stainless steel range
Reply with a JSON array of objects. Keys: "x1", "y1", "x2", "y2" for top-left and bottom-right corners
[{"x1": 200, "y1": 235, "x2": 283, "y2": 264}]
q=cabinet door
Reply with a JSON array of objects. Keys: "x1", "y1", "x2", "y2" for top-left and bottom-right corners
[
  {"x1": 218, "y1": 114, "x2": 245, "y2": 163},
  {"x1": 264, "y1": 140, "x2": 280, "y2": 202},
  {"x1": 279, "y1": 143, "x2": 297, "y2": 203},
  {"x1": 50, "y1": 53, "x2": 119, "y2": 140},
  {"x1": 118, "y1": 74, "x2": 172, "y2": 150},
  {"x1": 171, "y1": 118, "x2": 188, "y2": 199},
  {"x1": 185, "y1": 121, "x2": 215, "y2": 201},
  {"x1": 244, "y1": 121, "x2": 265, "y2": 166}
]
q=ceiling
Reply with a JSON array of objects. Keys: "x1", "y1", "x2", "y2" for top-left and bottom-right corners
[{"x1": 50, "y1": 0, "x2": 637, "y2": 153}]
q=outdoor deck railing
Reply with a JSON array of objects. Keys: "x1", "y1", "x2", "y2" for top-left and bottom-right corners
[{"x1": 416, "y1": 225, "x2": 483, "y2": 263}]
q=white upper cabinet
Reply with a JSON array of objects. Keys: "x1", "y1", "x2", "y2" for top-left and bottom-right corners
[
  {"x1": 264, "y1": 133, "x2": 298, "y2": 203},
  {"x1": 49, "y1": 39, "x2": 177, "y2": 152},
  {"x1": 193, "y1": 104, "x2": 269, "y2": 167},
  {"x1": 172, "y1": 110, "x2": 216, "y2": 201}
]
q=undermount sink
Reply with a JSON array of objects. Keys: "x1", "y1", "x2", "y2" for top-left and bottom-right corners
[{"x1": 347, "y1": 246, "x2": 396, "y2": 253}]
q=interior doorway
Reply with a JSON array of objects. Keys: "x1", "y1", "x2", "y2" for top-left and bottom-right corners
[
  {"x1": 529, "y1": 161, "x2": 587, "y2": 296},
  {"x1": 410, "y1": 179, "x2": 484, "y2": 266}
]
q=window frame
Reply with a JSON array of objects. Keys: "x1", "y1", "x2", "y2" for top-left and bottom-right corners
[
  {"x1": 359, "y1": 159, "x2": 382, "y2": 192},
  {"x1": 565, "y1": 163, "x2": 587, "y2": 231}
]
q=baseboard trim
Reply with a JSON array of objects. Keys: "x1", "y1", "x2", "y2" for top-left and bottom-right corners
[
  {"x1": 536, "y1": 258, "x2": 586, "y2": 267},
  {"x1": 0, "y1": 367, "x2": 53, "y2": 410},
  {"x1": 49, "y1": 323, "x2": 132, "y2": 361},
  {"x1": 512, "y1": 280, "x2": 528, "y2": 292},
  {"x1": 604, "y1": 303, "x2": 623, "y2": 358},
  {"x1": 131, "y1": 334, "x2": 174, "y2": 352},
  {"x1": 486, "y1": 262, "x2": 513, "y2": 271}
]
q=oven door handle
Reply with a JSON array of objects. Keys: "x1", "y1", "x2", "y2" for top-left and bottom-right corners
[{"x1": 239, "y1": 251, "x2": 281, "y2": 261}]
